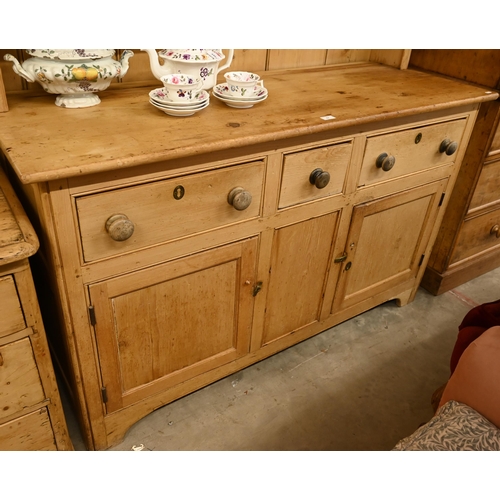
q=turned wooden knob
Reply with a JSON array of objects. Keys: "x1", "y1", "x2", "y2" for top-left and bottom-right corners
[
  {"x1": 227, "y1": 187, "x2": 252, "y2": 211},
  {"x1": 439, "y1": 139, "x2": 458, "y2": 156},
  {"x1": 105, "y1": 214, "x2": 135, "y2": 241},
  {"x1": 491, "y1": 225, "x2": 500, "y2": 238},
  {"x1": 309, "y1": 168, "x2": 331, "y2": 189},
  {"x1": 376, "y1": 153, "x2": 396, "y2": 171}
]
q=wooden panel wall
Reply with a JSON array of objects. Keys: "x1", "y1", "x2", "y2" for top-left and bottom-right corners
[
  {"x1": 410, "y1": 49, "x2": 500, "y2": 89},
  {"x1": 1, "y1": 49, "x2": 411, "y2": 95}
]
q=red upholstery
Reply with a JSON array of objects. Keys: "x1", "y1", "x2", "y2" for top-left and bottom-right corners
[
  {"x1": 439, "y1": 325, "x2": 500, "y2": 429},
  {"x1": 449, "y1": 299, "x2": 500, "y2": 374}
]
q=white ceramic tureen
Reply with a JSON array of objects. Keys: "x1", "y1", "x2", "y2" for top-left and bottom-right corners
[
  {"x1": 141, "y1": 49, "x2": 234, "y2": 90},
  {"x1": 3, "y1": 49, "x2": 134, "y2": 108}
]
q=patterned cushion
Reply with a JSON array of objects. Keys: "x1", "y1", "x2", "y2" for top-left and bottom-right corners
[{"x1": 393, "y1": 400, "x2": 500, "y2": 451}]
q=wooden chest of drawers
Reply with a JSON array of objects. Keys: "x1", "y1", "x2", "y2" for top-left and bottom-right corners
[
  {"x1": 0, "y1": 64, "x2": 496, "y2": 449},
  {"x1": 410, "y1": 49, "x2": 500, "y2": 294},
  {"x1": 0, "y1": 168, "x2": 72, "y2": 451}
]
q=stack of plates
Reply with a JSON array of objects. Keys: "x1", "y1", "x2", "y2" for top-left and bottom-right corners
[
  {"x1": 149, "y1": 88, "x2": 210, "y2": 117},
  {"x1": 211, "y1": 83, "x2": 268, "y2": 108}
]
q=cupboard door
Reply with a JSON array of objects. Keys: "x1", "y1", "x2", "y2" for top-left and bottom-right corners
[
  {"x1": 261, "y1": 211, "x2": 341, "y2": 346},
  {"x1": 89, "y1": 238, "x2": 258, "y2": 413},
  {"x1": 333, "y1": 179, "x2": 448, "y2": 311}
]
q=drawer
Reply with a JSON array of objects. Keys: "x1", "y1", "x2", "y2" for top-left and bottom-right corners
[
  {"x1": 358, "y1": 118, "x2": 467, "y2": 188},
  {"x1": 469, "y1": 158, "x2": 500, "y2": 211},
  {"x1": 278, "y1": 141, "x2": 353, "y2": 208},
  {"x1": 0, "y1": 408, "x2": 56, "y2": 451},
  {"x1": 0, "y1": 275, "x2": 25, "y2": 339},
  {"x1": 76, "y1": 161, "x2": 265, "y2": 262},
  {"x1": 0, "y1": 337, "x2": 45, "y2": 420},
  {"x1": 451, "y1": 206, "x2": 500, "y2": 264}
]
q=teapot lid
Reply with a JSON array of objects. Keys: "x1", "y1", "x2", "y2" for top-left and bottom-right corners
[
  {"x1": 25, "y1": 49, "x2": 115, "y2": 60},
  {"x1": 159, "y1": 49, "x2": 225, "y2": 62}
]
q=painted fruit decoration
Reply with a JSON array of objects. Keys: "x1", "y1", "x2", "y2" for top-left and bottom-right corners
[{"x1": 70, "y1": 65, "x2": 99, "y2": 82}]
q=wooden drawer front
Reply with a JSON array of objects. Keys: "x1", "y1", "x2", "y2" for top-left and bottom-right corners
[
  {"x1": 0, "y1": 275, "x2": 25, "y2": 339},
  {"x1": 76, "y1": 161, "x2": 265, "y2": 262},
  {"x1": 279, "y1": 141, "x2": 353, "y2": 208},
  {"x1": 0, "y1": 338, "x2": 45, "y2": 420},
  {"x1": 358, "y1": 119, "x2": 467, "y2": 187},
  {"x1": 469, "y1": 158, "x2": 500, "y2": 211},
  {"x1": 451, "y1": 206, "x2": 500, "y2": 264},
  {"x1": 0, "y1": 409, "x2": 56, "y2": 451}
]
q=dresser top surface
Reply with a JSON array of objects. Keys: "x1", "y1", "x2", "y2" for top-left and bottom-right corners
[
  {"x1": 0, "y1": 63, "x2": 498, "y2": 185},
  {"x1": 0, "y1": 168, "x2": 38, "y2": 264}
]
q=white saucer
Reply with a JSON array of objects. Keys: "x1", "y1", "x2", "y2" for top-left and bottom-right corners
[
  {"x1": 149, "y1": 88, "x2": 210, "y2": 107},
  {"x1": 213, "y1": 83, "x2": 267, "y2": 101},
  {"x1": 150, "y1": 99, "x2": 210, "y2": 116},
  {"x1": 211, "y1": 91, "x2": 268, "y2": 108},
  {"x1": 149, "y1": 97, "x2": 209, "y2": 111}
]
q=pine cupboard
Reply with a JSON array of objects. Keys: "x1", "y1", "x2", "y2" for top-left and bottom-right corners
[
  {"x1": 0, "y1": 167, "x2": 72, "y2": 450},
  {"x1": 0, "y1": 62, "x2": 496, "y2": 450}
]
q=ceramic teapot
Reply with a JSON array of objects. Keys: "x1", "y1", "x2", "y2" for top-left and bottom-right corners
[
  {"x1": 142, "y1": 49, "x2": 234, "y2": 90},
  {"x1": 3, "y1": 49, "x2": 134, "y2": 108}
]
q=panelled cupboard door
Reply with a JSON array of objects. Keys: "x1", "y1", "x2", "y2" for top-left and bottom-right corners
[
  {"x1": 262, "y1": 211, "x2": 341, "y2": 346},
  {"x1": 332, "y1": 179, "x2": 448, "y2": 312},
  {"x1": 89, "y1": 237, "x2": 258, "y2": 414}
]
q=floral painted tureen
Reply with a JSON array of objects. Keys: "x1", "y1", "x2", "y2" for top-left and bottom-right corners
[{"x1": 3, "y1": 49, "x2": 134, "y2": 108}]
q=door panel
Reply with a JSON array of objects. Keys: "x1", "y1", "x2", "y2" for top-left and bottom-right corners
[
  {"x1": 262, "y1": 211, "x2": 340, "y2": 346},
  {"x1": 89, "y1": 238, "x2": 258, "y2": 413},
  {"x1": 333, "y1": 179, "x2": 448, "y2": 311}
]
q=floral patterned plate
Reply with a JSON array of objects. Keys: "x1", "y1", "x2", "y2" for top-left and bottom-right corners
[
  {"x1": 213, "y1": 83, "x2": 268, "y2": 101},
  {"x1": 149, "y1": 88, "x2": 209, "y2": 107},
  {"x1": 211, "y1": 90, "x2": 268, "y2": 108},
  {"x1": 150, "y1": 99, "x2": 210, "y2": 116},
  {"x1": 149, "y1": 98, "x2": 210, "y2": 111}
]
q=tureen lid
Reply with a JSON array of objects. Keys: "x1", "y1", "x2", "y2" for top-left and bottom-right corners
[
  {"x1": 159, "y1": 49, "x2": 225, "y2": 62},
  {"x1": 25, "y1": 49, "x2": 115, "y2": 60}
]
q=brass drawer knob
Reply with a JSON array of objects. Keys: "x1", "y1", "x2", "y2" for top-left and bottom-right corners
[
  {"x1": 439, "y1": 138, "x2": 458, "y2": 156},
  {"x1": 105, "y1": 214, "x2": 135, "y2": 241},
  {"x1": 376, "y1": 153, "x2": 396, "y2": 172},
  {"x1": 227, "y1": 187, "x2": 252, "y2": 211},
  {"x1": 309, "y1": 168, "x2": 331, "y2": 189},
  {"x1": 491, "y1": 225, "x2": 500, "y2": 238}
]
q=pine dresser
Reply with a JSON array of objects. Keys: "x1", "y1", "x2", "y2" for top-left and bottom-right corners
[{"x1": 0, "y1": 63, "x2": 497, "y2": 449}]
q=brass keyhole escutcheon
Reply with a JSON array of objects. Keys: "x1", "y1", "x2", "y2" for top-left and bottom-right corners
[
  {"x1": 415, "y1": 133, "x2": 422, "y2": 144},
  {"x1": 345, "y1": 261, "x2": 352, "y2": 271},
  {"x1": 173, "y1": 185, "x2": 185, "y2": 200}
]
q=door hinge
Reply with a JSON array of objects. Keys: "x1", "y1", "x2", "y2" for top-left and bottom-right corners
[
  {"x1": 101, "y1": 387, "x2": 108, "y2": 404},
  {"x1": 89, "y1": 305, "x2": 96, "y2": 326},
  {"x1": 438, "y1": 193, "x2": 445, "y2": 207},
  {"x1": 419, "y1": 254, "x2": 425, "y2": 266},
  {"x1": 252, "y1": 281, "x2": 263, "y2": 297},
  {"x1": 334, "y1": 252, "x2": 348, "y2": 264}
]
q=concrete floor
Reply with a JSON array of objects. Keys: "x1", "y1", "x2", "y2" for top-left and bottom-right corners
[{"x1": 63, "y1": 267, "x2": 500, "y2": 451}]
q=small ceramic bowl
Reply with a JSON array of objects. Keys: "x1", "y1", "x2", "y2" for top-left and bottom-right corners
[
  {"x1": 224, "y1": 71, "x2": 262, "y2": 98},
  {"x1": 160, "y1": 73, "x2": 203, "y2": 103}
]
